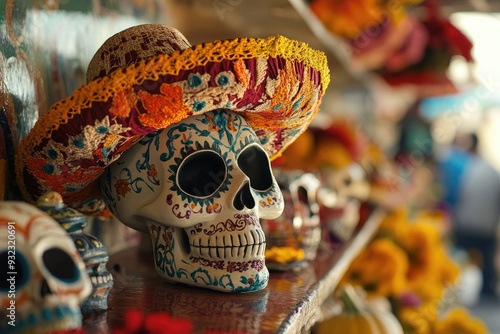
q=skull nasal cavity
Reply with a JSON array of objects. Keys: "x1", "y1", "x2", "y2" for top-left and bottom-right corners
[
  {"x1": 41, "y1": 279, "x2": 52, "y2": 297},
  {"x1": 234, "y1": 182, "x2": 255, "y2": 210}
]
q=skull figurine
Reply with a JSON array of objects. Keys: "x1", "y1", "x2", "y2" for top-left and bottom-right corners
[
  {"x1": 261, "y1": 169, "x2": 322, "y2": 270},
  {"x1": 321, "y1": 163, "x2": 370, "y2": 243},
  {"x1": 0, "y1": 201, "x2": 91, "y2": 334},
  {"x1": 36, "y1": 192, "x2": 113, "y2": 314},
  {"x1": 99, "y1": 109, "x2": 284, "y2": 292}
]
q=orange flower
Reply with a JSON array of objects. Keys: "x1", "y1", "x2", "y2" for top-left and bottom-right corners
[
  {"x1": 115, "y1": 179, "x2": 131, "y2": 200},
  {"x1": 109, "y1": 88, "x2": 138, "y2": 118},
  {"x1": 310, "y1": 0, "x2": 384, "y2": 38},
  {"x1": 399, "y1": 221, "x2": 441, "y2": 283},
  {"x1": 148, "y1": 164, "x2": 158, "y2": 179},
  {"x1": 138, "y1": 83, "x2": 191, "y2": 129},
  {"x1": 310, "y1": 0, "x2": 422, "y2": 39},
  {"x1": 341, "y1": 238, "x2": 408, "y2": 296}
]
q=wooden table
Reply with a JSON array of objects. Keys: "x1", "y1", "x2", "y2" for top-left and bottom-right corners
[{"x1": 83, "y1": 208, "x2": 384, "y2": 333}]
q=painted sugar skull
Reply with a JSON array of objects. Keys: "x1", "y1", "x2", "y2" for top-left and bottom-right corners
[
  {"x1": 328, "y1": 163, "x2": 370, "y2": 204},
  {"x1": 0, "y1": 201, "x2": 91, "y2": 334},
  {"x1": 261, "y1": 169, "x2": 322, "y2": 269},
  {"x1": 100, "y1": 109, "x2": 284, "y2": 292},
  {"x1": 16, "y1": 24, "x2": 329, "y2": 292},
  {"x1": 321, "y1": 163, "x2": 369, "y2": 243},
  {"x1": 37, "y1": 192, "x2": 113, "y2": 314}
]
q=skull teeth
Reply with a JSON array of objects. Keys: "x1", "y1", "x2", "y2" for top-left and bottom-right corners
[
  {"x1": 90, "y1": 273, "x2": 113, "y2": 286},
  {"x1": 190, "y1": 229, "x2": 266, "y2": 260}
]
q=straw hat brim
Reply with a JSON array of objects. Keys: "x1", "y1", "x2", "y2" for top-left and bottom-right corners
[{"x1": 16, "y1": 35, "x2": 330, "y2": 212}]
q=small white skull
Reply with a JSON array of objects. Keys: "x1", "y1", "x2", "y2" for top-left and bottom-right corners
[
  {"x1": 321, "y1": 163, "x2": 370, "y2": 242},
  {"x1": 99, "y1": 109, "x2": 284, "y2": 292},
  {"x1": 328, "y1": 163, "x2": 370, "y2": 203},
  {"x1": 0, "y1": 201, "x2": 91, "y2": 334},
  {"x1": 261, "y1": 169, "x2": 322, "y2": 265}
]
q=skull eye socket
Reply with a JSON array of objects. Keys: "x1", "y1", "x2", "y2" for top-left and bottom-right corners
[
  {"x1": 177, "y1": 150, "x2": 227, "y2": 197},
  {"x1": 42, "y1": 247, "x2": 80, "y2": 283},
  {"x1": 342, "y1": 175, "x2": 352, "y2": 187},
  {"x1": 237, "y1": 145, "x2": 272, "y2": 191},
  {"x1": 297, "y1": 186, "x2": 314, "y2": 219},
  {"x1": 0, "y1": 251, "x2": 29, "y2": 291}
]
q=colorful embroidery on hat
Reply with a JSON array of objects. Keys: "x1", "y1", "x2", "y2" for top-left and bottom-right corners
[
  {"x1": 137, "y1": 83, "x2": 191, "y2": 128},
  {"x1": 27, "y1": 156, "x2": 101, "y2": 197},
  {"x1": 186, "y1": 73, "x2": 210, "y2": 92},
  {"x1": 64, "y1": 116, "x2": 131, "y2": 163},
  {"x1": 175, "y1": 71, "x2": 247, "y2": 115},
  {"x1": 234, "y1": 59, "x2": 250, "y2": 88},
  {"x1": 109, "y1": 88, "x2": 139, "y2": 118},
  {"x1": 255, "y1": 57, "x2": 268, "y2": 88},
  {"x1": 16, "y1": 31, "x2": 330, "y2": 210}
]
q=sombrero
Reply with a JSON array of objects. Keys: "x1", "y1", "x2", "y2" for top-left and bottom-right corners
[{"x1": 15, "y1": 24, "x2": 330, "y2": 213}]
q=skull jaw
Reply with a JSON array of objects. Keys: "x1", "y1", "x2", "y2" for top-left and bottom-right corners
[
  {"x1": 5, "y1": 301, "x2": 83, "y2": 334},
  {"x1": 148, "y1": 223, "x2": 269, "y2": 293},
  {"x1": 298, "y1": 225, "x2": 323, "y2": 261},
  {"x1": 81, "y1": 278, "x2": 114, "y2": 314}
]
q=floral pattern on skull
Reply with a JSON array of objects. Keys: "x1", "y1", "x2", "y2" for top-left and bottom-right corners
[
  {"x1": 0, "y1": 202, "x2": 91, "y2": 334},
  {"x1": 99, "y1": 109, "x2": 284, "y2": 292}
]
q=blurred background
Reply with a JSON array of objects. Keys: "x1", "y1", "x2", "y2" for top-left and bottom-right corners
[{"x1": 2, "y1": 0, "x2": 500, "y2": 332}]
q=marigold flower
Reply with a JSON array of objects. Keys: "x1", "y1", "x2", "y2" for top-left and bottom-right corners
[
  {"x1": 433, "y1": 307, "x2": 488, "y2": 334},
  {"x1": 265, "y1": 246, "x2": 305, "y2": 264},
  {"x1": 377, "y1": 208, "x2": 410, "y2": 240},
  {"x1": 398, "y1": 304, "x2": 435, "y2": 334},
  {"x1": 341, "y1": 238, "x2": 408, "y2": 296},
  {"x1": 310, "y1": 0, "x2": 422, "y2": 39},
  {"x1": 310, "y1": 0, "x2": 384, "y2": 39},
  {"x1": 400, "y1": 221, "x2": 441, "y2": 283}
]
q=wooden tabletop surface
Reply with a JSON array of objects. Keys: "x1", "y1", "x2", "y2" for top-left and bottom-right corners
[{"x1": 83, "y1": 207, "x2": 384, "y2": 334}]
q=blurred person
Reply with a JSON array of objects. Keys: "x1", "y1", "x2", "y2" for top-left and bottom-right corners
[
  {"x1": 441, "y1": 132, "x2": 500, "y2": 297},
  {"x1": 393, "y1": 101, "x2": 439, "y2": 211}
]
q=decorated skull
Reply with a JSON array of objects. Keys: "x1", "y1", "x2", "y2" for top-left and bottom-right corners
[
  {"x1": 321, "y1": 163, "x2": 370, "y2": 243},
  {"x1": 36, "y1": 192, "x2": 113, "y2": 314},
  {"x1": 328, "y1": 163, "x2": 370, "y2": 204},
  {"x1": 99, "y1": 109, "x2": 284, "y2": 292},
  {"x1": 0, "y1": 201, "x2": 91, "y2": 334},
  {"x1": 261, "y1": 169, "x2": 322, "y2": 269}
]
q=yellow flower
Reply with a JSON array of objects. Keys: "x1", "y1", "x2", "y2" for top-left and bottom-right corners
[
  {"x1": 399, "y1": 305, "x2": 434, "y2": 334},
  {"x1": 409, "y1": 278, "x2": 446, "y2": 304},
  {"x1": 399, "y1": 221, "x2": 441, "y2": 284},
  {"x1": 265, "y1": 246, "x2": 304, "y2": 264},
  {"x1": 341, "y1": 239, "x2": 408, "y2": 296},
  {"x1": 377, "y1": 208, "x2": 410, "y2": 240},
  {"x1": 438, "y1": 250, "x2": 460, "y2": 285},
  {"x1": 433, "y1": 307, "x2": 488, "y2": 334}
]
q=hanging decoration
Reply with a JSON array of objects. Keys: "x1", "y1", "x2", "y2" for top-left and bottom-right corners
[{"x1": 304, "y1": 0, "x2": 474, "y2": 97}]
